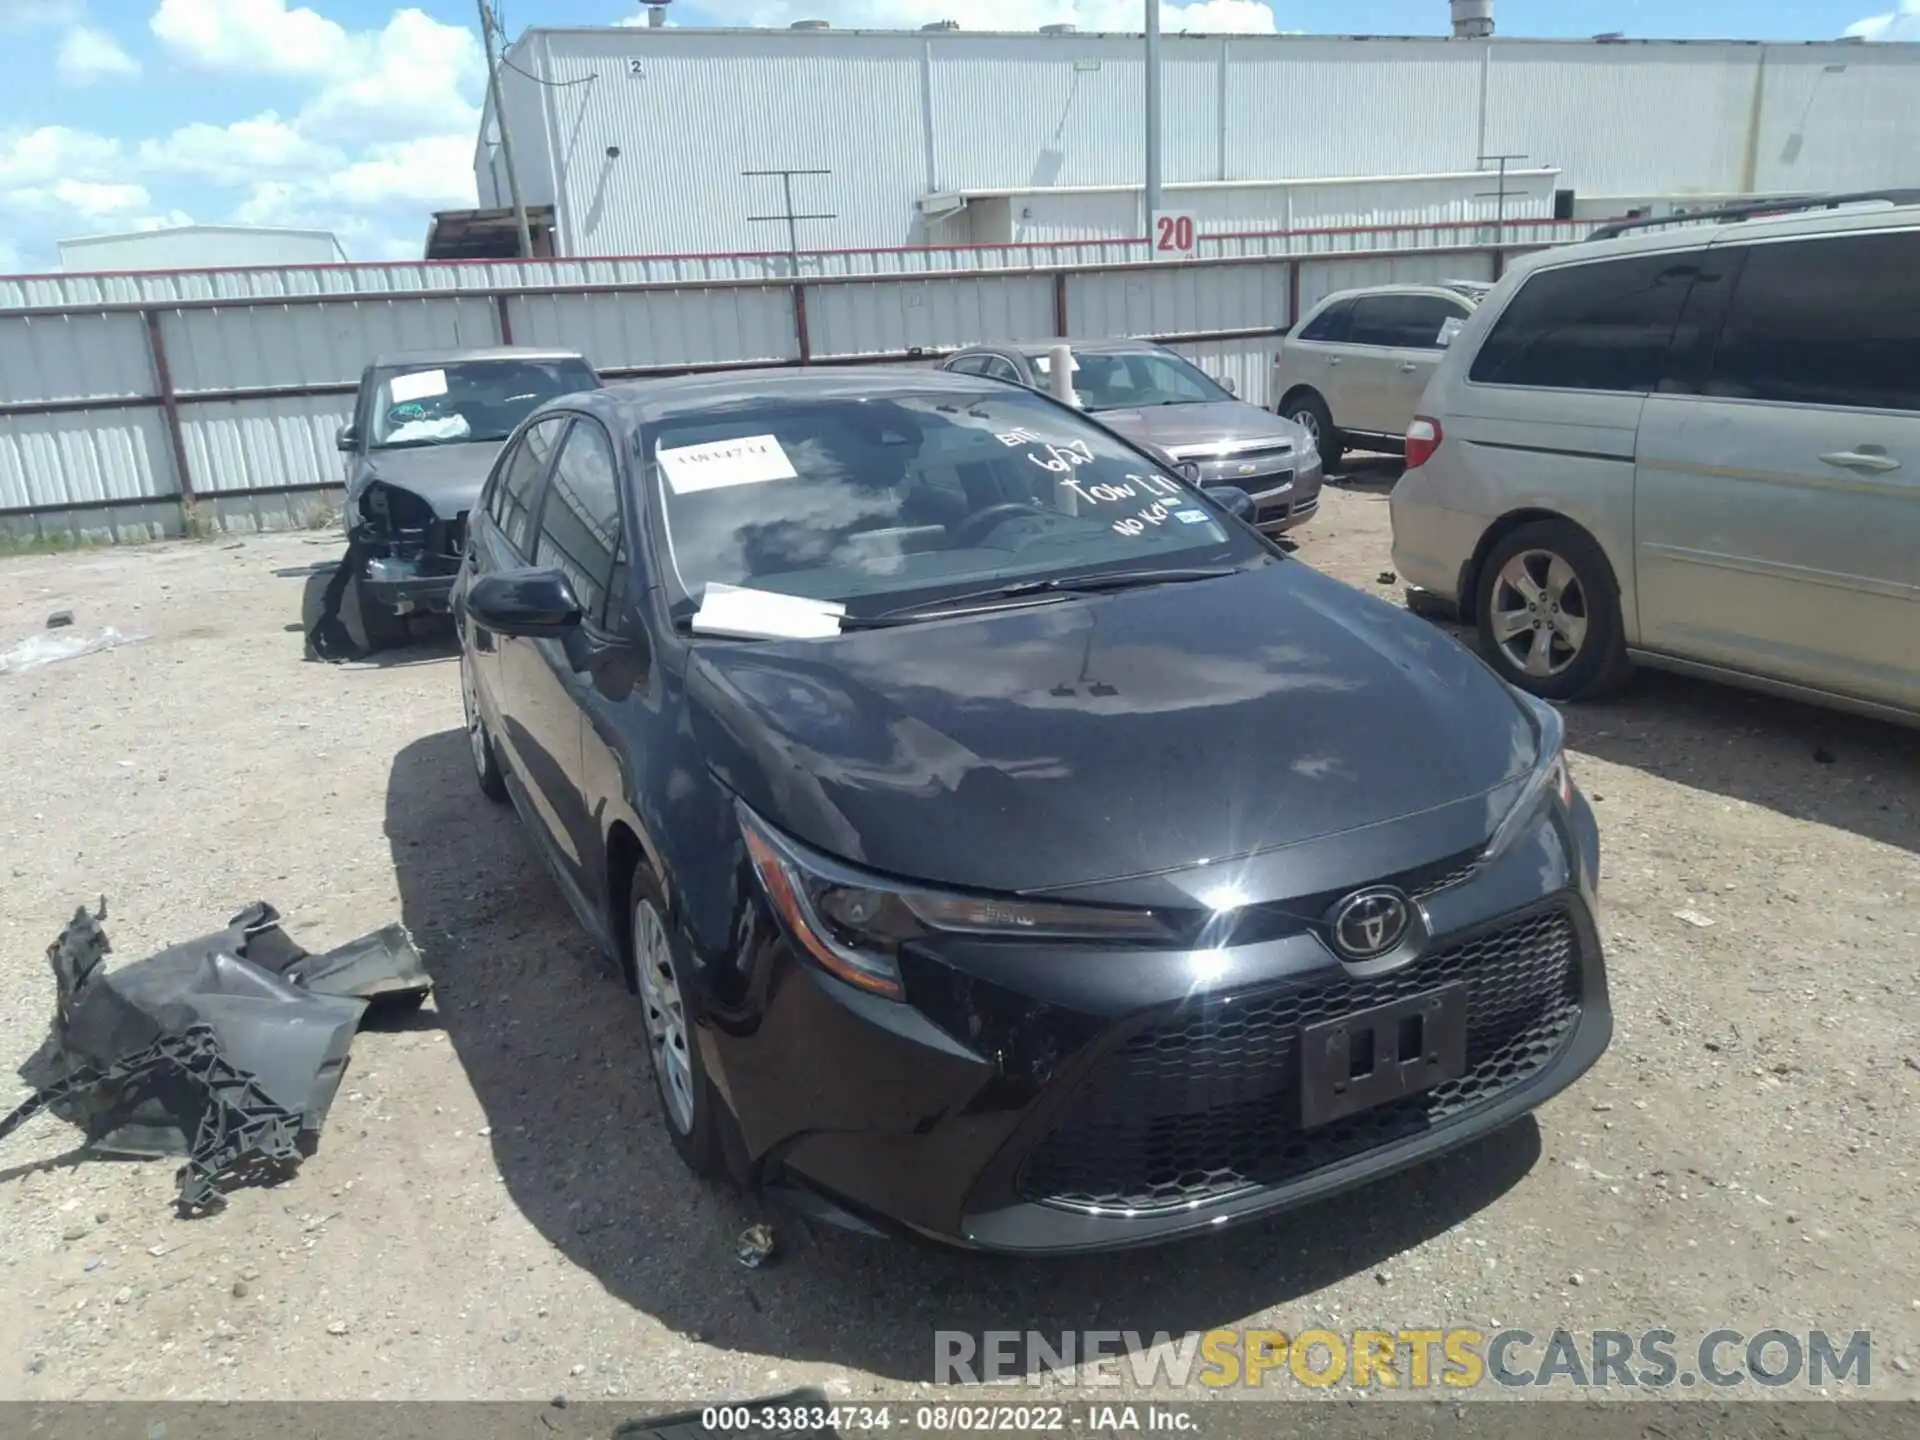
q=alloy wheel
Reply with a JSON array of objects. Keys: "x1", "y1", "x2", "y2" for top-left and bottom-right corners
[
  {"x1": 634, "y1": 899, "x2": 696, "y2": 1135},
  {"x1": 1489, "y1": 548, "x2": 1590, "y2": 678},
  {"x1": 460, "y1": 651, "x2": 490, "y2": 781},
  {"x1": 1290, "y1": 407, "x2": 1321, "y2": 442}
]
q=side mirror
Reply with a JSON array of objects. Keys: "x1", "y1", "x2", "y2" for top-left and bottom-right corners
[
  {"x1": 1204, "y1": 486, "x2": 1255, "y2": 521},
  {"x1": 1218, "y1": 375, "x2": 1238, "y2": 395},
  {"x1": 336, "y1": 424, "x2": 360, "y2": 453},
  {"x1": 466, "y1": 568, "x2": 583, "y2": 639}
]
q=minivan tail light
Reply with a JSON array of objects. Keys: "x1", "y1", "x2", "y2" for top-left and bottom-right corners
[{"x1": 1405, "y1": 416, "x2": 1443, "y2": 469}]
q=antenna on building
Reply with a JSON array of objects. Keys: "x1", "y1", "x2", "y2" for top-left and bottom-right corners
[{"x1": 744, "y1": 167, "x2": 836, "y2": 276}]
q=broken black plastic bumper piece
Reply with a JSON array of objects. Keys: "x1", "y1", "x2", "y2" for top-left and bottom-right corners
[{"x1": 4, "y1": 898, "x2": 433, "y2": 1213}]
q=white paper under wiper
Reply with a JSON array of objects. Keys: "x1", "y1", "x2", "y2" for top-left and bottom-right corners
[{"x1": 690, "y1": 583, "x2": 846, "y2": 640}]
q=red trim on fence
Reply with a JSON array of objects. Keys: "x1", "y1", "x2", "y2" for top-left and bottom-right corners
[{"x1": 0, "y1": 216, "x2": 1593, "y2": 289}]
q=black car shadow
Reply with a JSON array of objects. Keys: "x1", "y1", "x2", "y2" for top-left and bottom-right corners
[
  {"x1": 1325, "y1": 452, "x2": 1404, "y2": 493},
  {"x1": 1554, "y1": 669, "x2": 1920, "y2": 855},
  {"x1": 391, "y1": 728, "x2": 1542, "y2": 1382},
  {"x1": 294, "y1": 560, "x2": 459, "y2": 668}
]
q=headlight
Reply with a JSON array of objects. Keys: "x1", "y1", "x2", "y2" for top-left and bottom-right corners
[
  {"x1": 738, "y1": 804, "x2": 1175, "y2": 1000},
  {"x1": 1480, "y1": 695, "x2": 1575, "y2": 865}
]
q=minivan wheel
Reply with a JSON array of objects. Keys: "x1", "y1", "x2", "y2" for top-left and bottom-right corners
[
  {"x1": 1284, "y1": 391, "x2": 1344, "y2": 469},
  {"x1": 460, "y1": 649, "x2": 510, "y2": 803},
  {"x1": 1475, "y1": 520, "x2": 1631, "y2": 701},
  {"x1": 631, "y1": 873, "x2": 723, "y2": 1178}
]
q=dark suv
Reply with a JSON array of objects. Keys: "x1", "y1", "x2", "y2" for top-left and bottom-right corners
[{"x1": 452, "y1": 366, "x2": 1610, "y2": 1253}]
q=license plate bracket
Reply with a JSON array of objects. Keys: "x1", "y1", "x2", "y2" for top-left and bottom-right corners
[{"x1": 1299, "y1": 982, "x2": 1469, "y2": 1129}]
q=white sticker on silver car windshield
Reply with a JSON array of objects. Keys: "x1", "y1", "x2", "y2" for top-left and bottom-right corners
[
  {"x1": 388, "y1": 369, "x2": 448, "y2": 403},
  {"x1": 657, "y1": 434, "x2": 799, "y2": 494}
]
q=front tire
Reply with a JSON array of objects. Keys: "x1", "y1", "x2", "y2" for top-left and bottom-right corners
[
  {"x1": 460, "y1": 648, "x2": 510, "y2": 803},
  {"x1": 1475, "y1": 519, "x2": 1632, "y2": 701},
  {"x1": 631, "y1": 870, "x2": 724, "y2": 1179},
  {"x1": 1283, "y1": 390, "x2": 1344, "y2": 469}
]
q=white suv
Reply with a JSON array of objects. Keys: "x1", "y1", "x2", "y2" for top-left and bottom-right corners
[
  {"x1": 1390, "y1": 195, "x2": 1920, "y2": 725},
  {"x1": 1272, "y1": 282, "x2": 1490, "y2": 464}
]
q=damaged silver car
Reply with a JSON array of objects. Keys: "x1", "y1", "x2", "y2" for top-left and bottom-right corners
[{"x1": 333, "y1": 347, "x2": 601, "y2": 647}]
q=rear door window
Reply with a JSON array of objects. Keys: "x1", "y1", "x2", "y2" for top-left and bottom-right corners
[
  {"x1": 1348, "y1": 294, "x2": 1469, "y2": 349},
  {"x1": 532, "y1": 417, "x2": 624, "y2": 620},
  {"x1": 1297, "y1": 299, "x2": 1353, "y2": 343},
  {"x1": 1704, "y1": 230, "x2": 1920, "y2": 412},
  {"x1": 491, "y1": 416, "x2": 567, "y2": 555},
  {"x1": 1469, "y1": 253, "x2": 1699, "y2": 393}
]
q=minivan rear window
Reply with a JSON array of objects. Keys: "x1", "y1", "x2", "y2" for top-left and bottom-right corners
[
  {"x1": 1469, "y1": 253, "x2": 1697, "y2": 393},
  {"x1": 1705, "y1": 231, "x2": 1920, "y2": 413}
]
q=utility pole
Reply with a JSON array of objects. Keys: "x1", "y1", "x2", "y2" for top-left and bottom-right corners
[
  {"x1": 1144, "y1": 0, "x2": 1163, "y2": 222},
  {"x1": 744, "y1": 168, "x2": 835, "y2": 273},
  {"x1": 476, "y1": 0, "x2": 533, "y2": 260}
]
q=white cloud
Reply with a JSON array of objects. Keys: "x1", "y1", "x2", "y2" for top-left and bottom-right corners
[
  {"x1": 4, "y1": 1, "x2": 484, "y2": 270},
  {"x1": 57, "y1": 23, "x2": 141, "y2": 82},
  {"x1": 149, "y1": 0, "x2": 351, "y2": 75},
  {"x1": 1845, "y1": 2, "x2": 1920, "y2": 40}
]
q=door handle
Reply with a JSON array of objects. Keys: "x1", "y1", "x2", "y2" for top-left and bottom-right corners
[
  {"x1": 1399, "y1": 361, "x2": 1419, "y2": 373},
  {"x1": 1819, "y1": 447, "x2": 1901, "y2": 474},
  {"x1": 1327, "y1": 357, "x2": 1342, "y2": 367}
]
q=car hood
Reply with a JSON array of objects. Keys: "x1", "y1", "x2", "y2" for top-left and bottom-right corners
[
  {"x1": 1090, "y1": 400, "x2": 1309, "y2": 457},
  {"x1": 348, "y1": 440, "x2": 505, "y2": 519},
  {"x1": 687, "y1": 561, "x2": 1540, "y2": 897}
]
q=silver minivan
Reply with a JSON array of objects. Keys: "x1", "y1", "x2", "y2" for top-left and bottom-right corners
[{"x1": 1390, "y1": 197, "x2": 1920, "y2": 726}]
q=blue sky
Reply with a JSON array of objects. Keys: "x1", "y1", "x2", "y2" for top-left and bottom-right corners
[{"x1": 2, "y1": 0, "x2": 1914, "y2": 273}]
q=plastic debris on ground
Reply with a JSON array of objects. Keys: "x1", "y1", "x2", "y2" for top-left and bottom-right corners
[
  {"x1": 734, "y1": 1222, "x2": 776, "y2": 1269},
  {"x1": 2, "y1": 898, "x2": 433, "y2": 1214},
  {"x1": 0, "y1": 627, "x2": 141, "y2": 676}
]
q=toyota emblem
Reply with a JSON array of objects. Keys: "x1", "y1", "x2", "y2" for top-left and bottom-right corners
[{"x1": 1328, "y1": 887, "x2": 1412, "y2": 961}]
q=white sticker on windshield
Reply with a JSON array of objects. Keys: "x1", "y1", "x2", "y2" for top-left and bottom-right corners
[
  {"x1": 388, "y1": 368, "x2": 448, "y2": 403},
  {"x1": 657, "y1": 434, "x2": 799, "y2": 494},
  {"x1": 1176, "y1": 509, "x2": 1209, "y2": 524}
]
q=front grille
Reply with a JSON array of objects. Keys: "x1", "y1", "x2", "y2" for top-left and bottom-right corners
[
  {"x1": 1173, "y1": 439, "x2": 1296, "y2": 465},
  {"x1": 1017, "y1": 908, "x2": 1582, "y2": 1212}
]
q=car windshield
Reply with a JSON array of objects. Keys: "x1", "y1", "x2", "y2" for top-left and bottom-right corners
[
  {"x1": 1050, "y1": 350, "x2": 1231, "y2": 411},
  {"x1": 644, "y1": 388, "x2": 1265, "y2": 621},
  {"x1": 368, "y1": 359, "x2": 598, "y2": 449}
]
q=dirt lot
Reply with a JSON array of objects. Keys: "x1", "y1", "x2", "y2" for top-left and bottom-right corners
[{"x1": 1, "y1": 468, "x2": 1916, "y2": 1408}]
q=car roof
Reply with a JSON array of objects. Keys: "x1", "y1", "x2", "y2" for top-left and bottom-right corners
[
  {"x1": 577, "y1": 364, "x2": 1025, "y2": 426},
  {"x1": 369, "y1": 345, "x2": 588, "y2": 368},
  {"x1": 1500, "y1": 198, "x2": 1920, "y2": 284}
]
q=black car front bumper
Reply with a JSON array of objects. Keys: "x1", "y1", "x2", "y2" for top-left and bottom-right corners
[{"x1": 710, "y1": 803, "x2": 1610, "y2": 1254}]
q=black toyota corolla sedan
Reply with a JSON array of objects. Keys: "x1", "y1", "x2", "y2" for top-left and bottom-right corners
[{"x1": 452, "y1": 367, "x2": 1610, "y2": 1254}]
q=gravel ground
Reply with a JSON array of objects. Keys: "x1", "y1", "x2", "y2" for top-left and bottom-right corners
[{"x1": 1, "y1": 468, "x2": 1916, "y2": 1409}]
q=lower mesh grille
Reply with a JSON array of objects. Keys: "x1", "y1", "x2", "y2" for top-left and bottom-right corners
[{"x1": 1017, "y1": 907, "x2": 1582, "y2": 1213}]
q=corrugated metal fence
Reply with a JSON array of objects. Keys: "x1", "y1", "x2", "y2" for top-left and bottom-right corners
[{"x1": 0, "y1": 217, "x2": 1591, "y2": 540}]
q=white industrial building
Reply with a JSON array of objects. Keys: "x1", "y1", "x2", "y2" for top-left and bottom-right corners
[
  {"x1": 58, "y1": 224, "x2": 349, "y2": 273},
  {"x1": 470, "y1": 21, "x2": 1920, "y2": 260}
]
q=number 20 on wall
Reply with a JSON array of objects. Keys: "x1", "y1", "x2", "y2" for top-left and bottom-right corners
[{"x1": 1152, "y1": 211, "x2": 1198, "y2": 260}]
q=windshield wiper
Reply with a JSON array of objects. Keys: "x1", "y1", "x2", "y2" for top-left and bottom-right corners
[{"x1": 842, "y1": 566, "x2": 1241, "y2": 629}]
